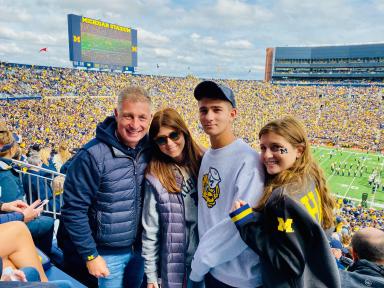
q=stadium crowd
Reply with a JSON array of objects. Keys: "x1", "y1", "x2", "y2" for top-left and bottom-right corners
[
  {"x1": 338, "y1": 201, "x2": 384, "y2": 231},
  {"x1": 0, "y1": 63, "x2": 384, "y2": 287},
  {"x1": 1, "y1": 62, "x2": 383, "y2": 152}
]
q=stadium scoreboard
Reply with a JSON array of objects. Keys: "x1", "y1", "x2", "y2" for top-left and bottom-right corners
[{"x1": 67, "y1": 14, "x2": 137, "y2": 71}]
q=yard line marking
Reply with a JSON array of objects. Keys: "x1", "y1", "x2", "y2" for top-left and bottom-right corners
[{"x1": 343, "y1": 177, "x2": 357, "y2": 198}]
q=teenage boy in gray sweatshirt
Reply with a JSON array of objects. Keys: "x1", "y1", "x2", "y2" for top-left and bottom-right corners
[{"x1": 189, "y1": 81, "x2": 264, "y2": 288}]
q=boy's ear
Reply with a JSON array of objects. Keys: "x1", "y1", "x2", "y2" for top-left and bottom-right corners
[{"x1": 230, "y1": 107, "x2": 237, "y2": 119}]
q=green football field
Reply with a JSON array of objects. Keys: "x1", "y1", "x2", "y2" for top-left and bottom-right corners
[
  {"x1": 312, "y1": 146, "x2": 384, "y2": 209},
  {"x1": 81, "y1": 33, "x2": 131, "y2": 52}
]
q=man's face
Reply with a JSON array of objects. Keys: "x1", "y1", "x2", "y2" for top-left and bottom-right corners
[
  {"x1": 198, "y1": 98, "x2": 236, "y2": 138},
  {"x1": 114, "y1": 100, "x2": 152, "y2": 148}
]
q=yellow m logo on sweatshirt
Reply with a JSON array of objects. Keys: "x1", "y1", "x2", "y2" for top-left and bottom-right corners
[{"x1": 277, "y1": 217, "x2": 294, "y2": 233}]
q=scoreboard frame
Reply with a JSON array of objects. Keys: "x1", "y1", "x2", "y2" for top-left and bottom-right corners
[{"x1": 67, "y1": 14, "x2": 137, "y2": 72}]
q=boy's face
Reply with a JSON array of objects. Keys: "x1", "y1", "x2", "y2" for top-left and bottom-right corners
[{"x1": 198, "y1": 98, "x2": 237, "y2": 138}]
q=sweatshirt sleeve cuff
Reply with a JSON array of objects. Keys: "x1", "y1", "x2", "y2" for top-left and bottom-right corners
[
  {"x1": 189, "y1": 269, "x2": 205, "y2": 282},
  {"x1": 190, "y1": 250, "x2": 211, "y2": 282},
  {"x1": 81, "y1": 251, "x2": 99, "y2": 262},
  {"x1": 229, "y1": 203, "x2": 254, "y2": 228},
  {"x1": 146, "y1": 272, "x2": 158, "y2": 284},
  {"x1": 15, "y1": 212, "x2": 24, "y2": 222}
]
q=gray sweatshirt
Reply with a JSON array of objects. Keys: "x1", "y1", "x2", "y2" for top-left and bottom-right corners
[{"x1": 190, "y1": 139, "x2": 265, "y2": 287}]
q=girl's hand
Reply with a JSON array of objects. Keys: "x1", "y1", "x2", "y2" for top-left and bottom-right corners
[
  {"x1": 22, "y1": 200, "x2": 44, "y2": 223},
  {"x1": 1, "y1": 267, "x2": 27, "y2": 282},
  {"x1": 1, "y1": 200, "x2": 28, "y2": 213},
  {"x1": 231, "y1": 200, "x2": 247, "y2": 212}
]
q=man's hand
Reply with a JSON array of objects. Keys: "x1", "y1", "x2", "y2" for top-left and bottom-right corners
[
  {"x1": 230, "y1": 200, "x2": 247, "y2": 212},
  {"x1": 53, "y1": 176, "x2": 65, "y2": 195},
  {"x1": 86, "y1": 255, "x2": 110, "y2": 278},
  {"x1": 1, "y1": 200, "x2": 28, "y2": 213},
  {"x1": 147, "y1": 282, "x2": 159, "y2": 288},
  {"x1": 22, "y1": 200, "x2": 44, "y2": 223}
]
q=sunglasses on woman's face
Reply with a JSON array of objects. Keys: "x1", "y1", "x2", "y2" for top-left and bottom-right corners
[{"x1": 154, "y1": 131, "x2": 181, "y2": 146}]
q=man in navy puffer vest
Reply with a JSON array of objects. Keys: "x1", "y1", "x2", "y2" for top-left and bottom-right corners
[{"x1": 60, "y1": 86, "x2": 152, "y2": 288}]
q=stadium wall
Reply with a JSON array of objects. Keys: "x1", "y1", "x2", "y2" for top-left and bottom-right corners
[
  {"x1": 267, "y1": 43, "x2": 384, "y2": 81},
  {"x1": 265, "y1": 48, "x2": 274, "y2": 81}
]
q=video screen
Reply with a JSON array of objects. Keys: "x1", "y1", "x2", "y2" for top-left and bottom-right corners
[{"x1": 80, "y1": 22, "x2": 132, "y2": 66}]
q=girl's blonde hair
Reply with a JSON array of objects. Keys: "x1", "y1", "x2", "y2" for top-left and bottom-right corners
[{"x1": 256, "y1": 116, "x2": 335, "y2": 229}]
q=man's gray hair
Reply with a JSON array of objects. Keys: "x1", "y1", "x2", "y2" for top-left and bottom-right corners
[
  {"x1": 27, "y1": 152, "x2": 42, "y2": 167},
  {"x1": 117, "y1": 86, "x2": 152, "y2": 112}
]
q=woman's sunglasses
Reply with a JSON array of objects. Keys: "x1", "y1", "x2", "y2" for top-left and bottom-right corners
[{"x1": 154, "y1": 131, "x2": 181, "y2": 146}]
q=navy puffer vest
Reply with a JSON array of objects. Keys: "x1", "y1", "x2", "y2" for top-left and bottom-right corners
[
  {"x1": 146, "y1": 172, "x2": 186, "y2": 288},
  {"x1": 87, "y1": 141, "x2": 150, "y2": 248}
]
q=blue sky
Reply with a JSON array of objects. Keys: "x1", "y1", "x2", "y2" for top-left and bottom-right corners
[{"x1": 0, "y1": 0, "x2": 383, "y2": 79}]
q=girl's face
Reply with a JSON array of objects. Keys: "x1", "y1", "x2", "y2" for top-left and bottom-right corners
[
  {"x1": 260, "y1": 132, "x2": 303, "y2": 175},
  {"x1": 155, "y1": 126, "x2": 185, "y2": 162}
]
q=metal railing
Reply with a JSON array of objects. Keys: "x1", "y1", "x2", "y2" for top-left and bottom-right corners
[{"x1": 11, "y1": 158, "x2": 65, "y2": 219}]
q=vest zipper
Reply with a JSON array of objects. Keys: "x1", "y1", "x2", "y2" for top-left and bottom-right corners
[
  {"x1": 181, "y1": 178, "x2": 187, "y2": 287},
  {"x1": 132, "y1": 156, "x2": 140, "y2": 247}
]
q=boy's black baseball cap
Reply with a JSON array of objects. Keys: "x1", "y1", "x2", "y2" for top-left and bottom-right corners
[{"x1": 194, "y1": 80, "x2": 236, "y2": 108}]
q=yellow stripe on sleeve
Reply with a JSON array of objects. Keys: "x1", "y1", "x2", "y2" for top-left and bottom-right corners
[{"x1": 231, "y1": 207, "x2": 253, "y2": 223}]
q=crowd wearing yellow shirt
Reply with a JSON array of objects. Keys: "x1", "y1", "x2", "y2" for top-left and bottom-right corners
[{"x1": 0, "y1": 63, "x2": 382, "y2": 154}]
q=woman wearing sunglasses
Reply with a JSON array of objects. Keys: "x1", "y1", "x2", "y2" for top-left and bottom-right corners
[{"x1": 142, "y1": 108, "x2": 203, "y2": 288}]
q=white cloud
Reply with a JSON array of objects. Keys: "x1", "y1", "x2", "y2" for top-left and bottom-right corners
[
  {"x1": 139, "y1": 28, "x2": 170, "y2": 47},
  {"x1": 190, "y1": 33, "x2": 200, "y2": 40},
  {"x1": 214, "y1": 0, "x2": 273, "y2": 25},
  {"x1": 176, "y1": 55, "x2": 194, "y2": 63},
  {"x1": 0, "y1": 27, "x2": 67, "y2": 46},
  {"x1": 0, "y1": 5, "x2": 32, "y2": 22},
  {"x1": 0, "y1": 0, "x2": 383, "y2": 79},
  {"x1": 201, "y1": 36, "x2": 218, "y2": 46},
  {"x1": 205, "y1": 47, "x2": 233, "y2": 58},
  {"x1": 224, "y1": 40, "x2": 252, "y2": 49},
  {"x1": 0, "y1": 43, "x2": 24, "y2": 55},
  {"x1": 190, "y1": 34, "x2": 218, "y2": 46},
  {"x1": 153, "y1": 48, "x2": 173, "y2": 58},
  {"x1": 104, "y1": 11, "x2": 121, "y2": 19}
]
